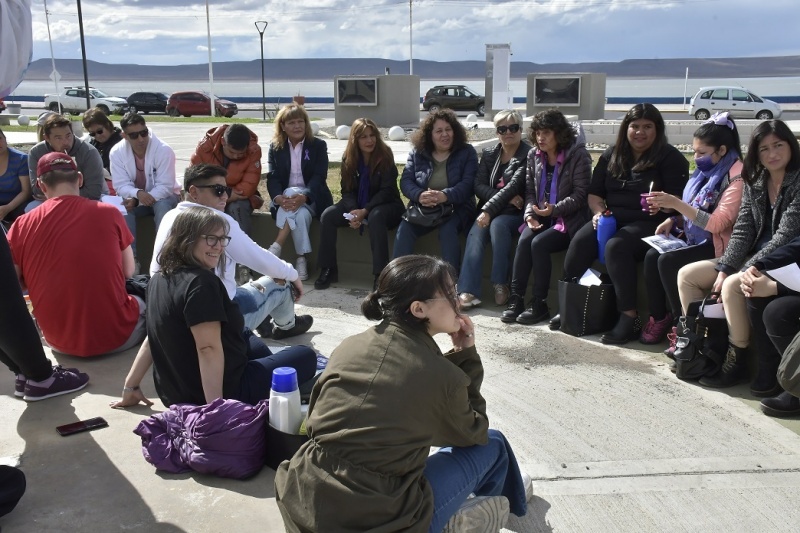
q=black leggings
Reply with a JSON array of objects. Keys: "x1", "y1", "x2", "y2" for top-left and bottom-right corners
[
  {"x1": 563, "y1": 219, "x2": 659, "y2": 313},
  {"x1": 0, "y1": 231, "x2": 52, "y2": 381},
  {"x1": 747, "y1": 295, "x2": 800, "y2": 368},
  {"x1": 643, "y1": 242, "x2": 715, "y2": 319},
  {"x1": 511, "y1": 227, "x2": 571, "y2": 301}
]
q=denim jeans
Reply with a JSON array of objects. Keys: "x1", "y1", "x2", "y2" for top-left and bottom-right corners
[
  {"x1": 458, "y1": 214, "x2": 521, "y2": 297},
  {"x1": 424, "y1": 429, "x2": 528, "y2": 532},
  {"x1": 274, "y1": 203, "x2": 315, "y2": 255},
  {"x1": 125, "y1": 194, "x2": 179, "y2": 255},
  {"x1": 234, "y1": 276, "x2": 295, "y2": 332},
  {"x1": 393, "y1": 215, "x2": 463, "y2": 271}
]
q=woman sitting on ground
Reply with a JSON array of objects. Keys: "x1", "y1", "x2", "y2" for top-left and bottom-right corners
[
  {"x1": 641, "y1": 112, "x2": 743, "y2": 347},
  {"x1": 677, "y1": 119, "x2": 800, "y2": 395},
  {"x1": 500, "y1": 109, "x2": 591, "y2": 325},
  {"x1": 314, "y1": 118, "x2": 404, "y2": 290},
  {"x1": 558, "y1": 103, "x2": 689, "y2": 343},
  {"x1": 740, "y1": 235, "x2": 800, "y2": 417},
  {"x1": 266, "y1": 104, "x2": 332, "y2": 281},
  {"x1": 111, "y1": 207, "x2": 317, "y2": 408},
  {"x1": 392, "y1": 109, "x2": 477, "y2": 270},
  {"x1": 457, "y1": 109, "x2": 531, "y2": 309},
  {"x1": 0, "y1": 127, "x2": 31, "y2": 226},
  {"x1": 275, "y1": 255, "x2": 531, "y2": 532}
]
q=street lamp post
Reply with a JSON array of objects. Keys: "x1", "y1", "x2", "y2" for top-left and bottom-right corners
[{"x1": 255, "y1": 21, "x2": 268, "y2": 122}]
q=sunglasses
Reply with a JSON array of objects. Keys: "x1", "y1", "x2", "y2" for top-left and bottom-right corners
[
  {"x1": 496, "y1": 124, "x2": 521, "y2": 135},
  {"x1": 200, "y1": 234, "x2": 231, "y2": 247},
  {"x1": 88, "y1": 128, "x2": 105, "y2": 137},
  {"x1": 194, "y1": 184, "x2": 232, "y2": 198},
  {"x1": 126, "y1": 128, "x2": 149, "y2": 140}
]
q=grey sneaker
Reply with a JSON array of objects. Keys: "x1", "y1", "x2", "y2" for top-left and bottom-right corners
[
  {"x1": 443, "y1": 495, "x2": 510, "y2": 533},
  {"x1": 459, "y1": 292, "x2": 481, "y2": 309},
  {"x1": 23, "y1": 365, "x2": 89, "y2": 402}
]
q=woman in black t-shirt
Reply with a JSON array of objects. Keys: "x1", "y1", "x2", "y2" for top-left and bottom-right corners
[
  {"x1": 145, "y1": 207, "x2": 316, "y2": 407},
  {"x1": 559, "y1": 103, "x2": 690, "y2": 344}
]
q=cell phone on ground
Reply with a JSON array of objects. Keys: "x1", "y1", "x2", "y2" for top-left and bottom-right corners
[{"x1": 56, "y1": 417, "x2": 109, "y2": 437}]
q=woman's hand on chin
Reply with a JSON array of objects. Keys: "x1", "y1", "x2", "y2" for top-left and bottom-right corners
[{"x1": 450, "y1": 315, "x2": 476, "y2": 350}]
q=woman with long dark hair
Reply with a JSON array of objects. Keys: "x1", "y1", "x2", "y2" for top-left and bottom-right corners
[
  {"x1": 557, "y1": 103, "x2": 690, "y2": 343},
  {"x1": 314, "y1": 118, "x2": 404, "y2": 290}
]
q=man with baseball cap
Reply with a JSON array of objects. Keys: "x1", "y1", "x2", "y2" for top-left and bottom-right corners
[{"x1": 7, "y1": 152, "x2": 146, "y2": 358}]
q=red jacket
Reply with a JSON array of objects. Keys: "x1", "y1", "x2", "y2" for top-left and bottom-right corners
[{"x1": 190, "y1": 125, "x2": 262, "y2": 198}]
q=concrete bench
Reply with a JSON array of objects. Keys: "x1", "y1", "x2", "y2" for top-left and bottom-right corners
[{"x1": 0, "y1": 114, "x2": 20, "y2": 126}]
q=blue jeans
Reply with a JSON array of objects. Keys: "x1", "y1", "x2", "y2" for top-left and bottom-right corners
[
  {"x1": 458, "y1": 214, "x2": 521, "y2": 297},
  {"x1": 393, "y1": 215, "x2": 463, "y2": 271},
  {"x1": 234, "y1": 276, "x2": 295, "y2": 332},
  {"x1": 125, "y1": 195, "x2": 179, "y2": 255},
  {"x1": 425, "y1": 429, "x2": 528, "y2": 532}
]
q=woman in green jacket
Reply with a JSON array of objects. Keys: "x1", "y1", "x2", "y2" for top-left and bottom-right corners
[{"x1": 275, "y1": 255, "x2": 531, "y2": 532}]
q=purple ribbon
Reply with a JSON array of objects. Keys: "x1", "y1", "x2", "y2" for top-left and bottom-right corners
[
  {"x1": 304, "y1": 149, "x2": 310, "y2": 161},
  {"x1": 704, "y1": 111, "x2": 735, "y2": 130}
]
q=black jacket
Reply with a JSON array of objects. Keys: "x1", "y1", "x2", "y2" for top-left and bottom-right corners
[{"x1": 474, "y1": 141, "x2": 531, "y2": 218}]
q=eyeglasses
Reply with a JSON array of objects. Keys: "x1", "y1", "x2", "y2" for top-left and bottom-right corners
[
  {"x1": 194, "y1": 184, "x2": 232, "y2": 197},
  {"x1": 200, "y1": 234, "x2": 231, "y2": 247},
  {"x1": 126, "y1": 128, "x2": 149, "y2": 140},
  {"x1": 88, "y1": 128, "x2": 105, "y2": 137},
  {"x1": 496, "y1": 124, "x2": 521, "y2": 135}
]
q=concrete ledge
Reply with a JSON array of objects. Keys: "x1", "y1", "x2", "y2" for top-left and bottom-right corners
[{"x1": 0, "y1": 114, "x2": 20, "y2": 126}]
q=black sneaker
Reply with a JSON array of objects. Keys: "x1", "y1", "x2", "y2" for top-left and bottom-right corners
[
  {"x1": 548, "y1": 314, "x2": 561, "y2": 331},
  {"x1": 500, "y1": 295, "x2": 524, "y2": 323},
  {"x1": 272, "y1": 315, "x2": 314, "y2": 340},
  {"x1": 760, "y1": 391, "x2": 800, "y2": 418},
  {"x1": 516, "y1": 299, "x2": 549, "y2": 325},
  {"x1": 255, "y1": 316, "x2": 273, "y2": 338}
]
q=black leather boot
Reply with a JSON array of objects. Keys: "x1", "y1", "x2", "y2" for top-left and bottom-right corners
[
  {"x1": 600, "y1": 314, "x2": 642, "y2": 345},
  {"x1": 500, "y1": 295, "x2": 525, "y2": 323},
  {"x1": 548, "y1": 314, "x2": 561, "y2": 331},
  {"x1": 516, "y1": 299, "x2": 549, "y2": 325},
  {"x1": 760, "y1": 391, "x2": 800, "y2": 418},
  {"x1": 699, "y1": 345, "x2": 749, "y2": 388},
  {"x1": 314, "y1": 268, "x2": 338, "y2": 290}
]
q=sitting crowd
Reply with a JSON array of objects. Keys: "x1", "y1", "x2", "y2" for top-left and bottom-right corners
[{"x1": 3, "y1": 102, "x2": 800, "y2": 531}]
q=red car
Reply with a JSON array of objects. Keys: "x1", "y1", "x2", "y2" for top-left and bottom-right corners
[{"x1": 166, "y1": 91, "x2": 238, "y2": 118}]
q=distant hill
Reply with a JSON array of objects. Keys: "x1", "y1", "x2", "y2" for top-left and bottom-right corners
[{"x1": 23, "y1": 56, "x2": 800, "y2": 81}]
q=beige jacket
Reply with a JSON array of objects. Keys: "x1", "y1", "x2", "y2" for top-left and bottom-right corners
[{"x1": 274, "y1": 320, "x2": 489, "y2": 532}]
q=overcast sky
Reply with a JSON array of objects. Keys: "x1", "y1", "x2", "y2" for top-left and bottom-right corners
[{"x1": 32, "y1": 0, "x2": 800, "y2": 66}]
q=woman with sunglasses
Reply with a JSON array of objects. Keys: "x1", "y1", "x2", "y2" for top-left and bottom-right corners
[
  {"x1": 500, "y1": 109, "x2": 591, "y2": 324},
  {"x1": 314, "y1": 118, "x2": 404, "y2": 290},
  {"x1": 557, "y1": 103, "x2": 689, "y2": 343},
  {"x1": 458, "y1": 110, "x2": 531, "y2": 309},
  {"x1": 82, "y1": 107, "x2": 123, "y2": 177},
  {"x1": 276, "y1": 255, "x2": 532, "y2": 532},
  {"x1": 126, "y1": 206, "x2": 316, "y2": 407}
]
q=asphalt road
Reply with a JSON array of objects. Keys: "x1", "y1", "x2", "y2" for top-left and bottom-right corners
[{"x1": 11, "y1": 104, "x2": 800, "y2": 122}]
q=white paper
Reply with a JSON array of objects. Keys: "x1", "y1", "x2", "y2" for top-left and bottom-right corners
[
  {"x1": 642, "y1": 234, "x2": 688, "y2": 254},
  {"x1": 579, "y1": 268, "x2": 603, "y2": 287},
  {"x1": 703, "y1": 303, "x2": 726, "y2": 319},
  {"x1": 767, "y1": 263, "x2": 800, "y2": 293},
  {"x1": 342, "y1": 213, "x2": 355, "y2": 220},
  {"x1": 101, "y1": 195, "x2": 127, "y2": 215}
]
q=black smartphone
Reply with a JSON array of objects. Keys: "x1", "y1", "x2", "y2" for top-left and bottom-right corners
[{"x1": 56, "y1": 417, "x2": 109, "y2": 437}]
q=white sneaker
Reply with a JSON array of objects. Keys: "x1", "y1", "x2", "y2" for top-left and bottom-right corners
[
  {"x1": 443, "y1": 495, "x2": 509, "y2": 533},
  {"x1": 268, "y1": 242, "x2": 282, "y2": 257},
  {"x1": 521, "y1": 471, "x2": 534, "y2": 502},
  {"x1": 296, "y1": 256, "x2": 308, "y2": 281}
]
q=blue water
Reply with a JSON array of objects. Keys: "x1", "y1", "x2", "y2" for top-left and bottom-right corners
[{"x1": 8, "y1": 76, "x2": 800, "y2": 104}]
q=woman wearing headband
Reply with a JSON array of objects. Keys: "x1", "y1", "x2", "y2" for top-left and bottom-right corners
[{"x1": 642, "y1": 112, "x2": 743, "y2": 346}]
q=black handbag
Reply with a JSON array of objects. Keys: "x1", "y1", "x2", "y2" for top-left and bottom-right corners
[
  {"x1": 673, "y1": 292, "x2": 728, "y2": 380},
  {"x1": 125, "y1": 274, "x2": 151, "y2": 301},
  {"x1": 557, "y1": 278, "x2": 617, "y2": 337},
  {"x1": 402, "y1": 203, "x2": 454, "y2": 227}
]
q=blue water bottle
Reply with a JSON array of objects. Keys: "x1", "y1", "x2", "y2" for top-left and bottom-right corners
[{"x1": 596, "y1": 210, "x2": 616, "y2": 265}]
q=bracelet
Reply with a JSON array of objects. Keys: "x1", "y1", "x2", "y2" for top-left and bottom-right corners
[{"x1": 122, "y1": 386, "x2": 140, "y2": 393}]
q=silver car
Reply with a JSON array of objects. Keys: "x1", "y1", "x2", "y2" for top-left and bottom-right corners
[{"x1": 688, "y1": 86, "x2": 782, "y2": 120}]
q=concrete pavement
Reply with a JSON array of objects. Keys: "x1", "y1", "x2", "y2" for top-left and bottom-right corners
[{"x1": 2, "y1": 285, "x2": 800, "y2": 532}]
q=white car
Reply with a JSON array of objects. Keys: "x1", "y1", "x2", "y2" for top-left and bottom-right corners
[
  {"x1": 688, "y1": 86, "x2": 782, "y2": 121},
  {"x1": 44, "y1": 86, "x2": 129, "y2": 116}
]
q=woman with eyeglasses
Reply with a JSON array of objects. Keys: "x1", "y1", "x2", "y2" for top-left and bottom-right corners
[
  {"x1": 314, "y1": 118, "x2": 404, "y2": 290},
  {"x1": 499, "y1": 109, "x2": 591, "y2": 324},
  {"x1": 557, "y1": 103, "x2": 689, "y2": 343},
  {"x1": 139, "y1": 206, "x2": 316, "y2": 407},
  {"x1": 276, "y1": 255, "x2": 532, "y2": 532},
  {"x1": 457, "y1": 110, "x2": 532, "y2": 310}
]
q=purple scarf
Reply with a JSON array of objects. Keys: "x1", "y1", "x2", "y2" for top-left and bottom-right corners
[
  {"x1": 357, "y1": 157, "x2": 370, "y2": 209},
  {"x1": 681, "y1": 150, "x2": 738, "y2": 245},
  {"x1": 536, "y1": 149, "x2": 567, "y2": 232}
]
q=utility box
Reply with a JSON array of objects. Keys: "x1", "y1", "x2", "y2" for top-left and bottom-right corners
[
  {"x1": 526, "y1": 72, "x2": 606, "y2": 120},
  {"x1": 334, "y1": 75, "x2": 420, "y2": 127}
]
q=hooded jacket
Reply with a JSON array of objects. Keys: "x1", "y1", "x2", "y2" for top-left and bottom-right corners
[{"x1": 190, "y1": 125, "x2": 262, "y2": 198}]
